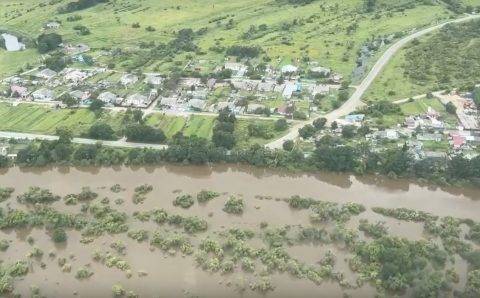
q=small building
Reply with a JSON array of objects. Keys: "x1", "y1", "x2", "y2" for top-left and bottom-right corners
[
  {"x1": 45, "y1": 21, "x2": 61, "y2": 30},
  {"x1": 282, "y1": 81, "x2": 298, "y2": 99},
  {"x1": 144, "y1": 73, "x2": 164, "y2": 86},
  {"x1": 257, "y1": 81, "x2": 276, "y2": 92},
  {"x1": 207, "y1": 78, "x2": 217, "y2": 90},
  {"x1": 65, "y1": 69, "x2": 88, "y2": 83},
  {"x1": 179, "y1": 77, "x2": 202, "y2": 89},
  {"x1": 97, "y1": 91, "x2": 117, "y2": 104},
  {"x1": 120, "y1": 74, "x2": 139, "y2": 86},
  {"x1": 188, "y1": 98, "x2": 207, "y2": 111},
  {"x1": 32, "y1": 88, "x2": 55, "y2": 101},
  {"x1": 10, "y1": 85, "x2": 28, "y2": 98},
  {"x1": 345, "y1": 114, "x2": 365, "y2": 124},
  {"x1": 160, "y1": 97, "x2": 178, "y2": 109},
  {"x1": 69, "y1": 90, "x2": 90, "y2": 101},
  {"x1": 35, "y1": 68, "x2": 57, "y2": 80},
  {"x1": 124, "y1": 93, "x2": 149, "y2": 108},
  {"x1": 309, "y1": 84, "x2": 330, "y2": 96},
  {"x1": 330, "y1": 74, "x2": 343, "y2": 84},
  {"x1": 64, "y1": 43, "x2": 90, "y2": 54},
  {"x1": 417, "y1": 133, "x2": 443, "y2": 142},
  {"x1": 224, "y1": 62, "x2": 248, "y2": 77},
  {"x1": 281, "y1": 64, "x2": 298, "y2": 74},
  {"x1": 310, "y1": 66, "x2": 331, "y2": 77}
]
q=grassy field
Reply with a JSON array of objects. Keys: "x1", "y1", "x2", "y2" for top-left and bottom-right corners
[
  {"x1": 0, "y1": 0, "x2": 461, "y2": 78},
  {"x1": 234, "y1": 118, "x2": 287, "y2": 148},
  {"x1": 365, "y1": 17, "x2": 480, "y2": 101},
  {"x1": 0, "y1": 102, "x2": 124, "y2": 135},
  {"x1": 145, "y1": 114, "x2": 216, "y2": 139}
]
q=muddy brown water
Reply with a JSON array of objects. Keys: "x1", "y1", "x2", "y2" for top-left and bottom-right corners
[{"x1": 0, "y1": 165, "x2": 479, "y2": 298}]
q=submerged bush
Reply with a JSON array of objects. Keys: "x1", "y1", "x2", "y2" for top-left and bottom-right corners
[
  {"x1": 0, "y1": 187, "x2": 14, "y2": 202},
  {"x1": 197, "y1": 190, "x2": 220, "y2": 203},
  {"x1": 75, "y1": 267, "x2": 93, "y2": 280},
  {"x1": 173, "y1": 195, "x2": 194, "y2": 209},
  {"x1": 223, "y1": 197, "x2": 244, "y2": 215},
  {"x1": 17, "y1": 187, "x2": 60, "y2": 204}
]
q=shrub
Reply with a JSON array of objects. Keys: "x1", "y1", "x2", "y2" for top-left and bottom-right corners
[
  {"x1": 197, "y1": 190, "x2": 220, "y2": 203},
  {"x1": 51, "y1": 228, "x2": 67, "y2": 243},
  {"x1": 173, "y1": 195, "x2": 194, "y2": 209},
  {"x1": 75, "y1": 267, "x2": 93, "y2": 280},
  {"x1": 0, "y1": 187, "x2": 14, "y2": 202},
  {"x1": 17, "y1": 187, "x2": 60, "y2": 204},
  {"x1": 223, "y1": 197, "x2": 245, "y2": 215}
]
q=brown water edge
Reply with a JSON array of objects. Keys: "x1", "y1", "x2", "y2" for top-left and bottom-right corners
[{"x1": 0, "y1": 164, "x2": 479, "y2": 298}]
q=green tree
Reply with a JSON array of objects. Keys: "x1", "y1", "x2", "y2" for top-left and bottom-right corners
[{"x1": 88, "y1": 123, "x2": 116, "y2": 140}]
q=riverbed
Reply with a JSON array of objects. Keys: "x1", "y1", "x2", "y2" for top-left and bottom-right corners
[{"x1": 0, "y1": 165, "x2": 479, "y2": 297}]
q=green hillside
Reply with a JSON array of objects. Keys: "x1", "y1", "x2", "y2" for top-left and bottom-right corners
[{"x1": 0, "y1": 0, "x2": 466, "y2": 78}]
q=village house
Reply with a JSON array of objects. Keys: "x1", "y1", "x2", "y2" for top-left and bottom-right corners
[
  {"x1": 97, "y1": 91, "x2": 117, "y2": 104},
  {"x1": 281, "y1": 65, "x2": 298, "y2": 74},
  {"x1": 35, "y1": 68, "x2": 57, "y2": 80},
  {"x1": 10, "y1": 85, "x2": 29, "y2": 99},
  {"x1": 344, "y1": 114, "x2": 365, "y2": 124},
  {"x1": 124, "y1": 93, "x2": 150, "y2": 108},
  {"x1": 330, "y1": 74, "x2": 343, "y2": 84},
  {"x1": 257, "y1": 81, "x2": 276, "y2": 93},
  {"x1": 144, "y1": 73, "x2": 164, "y2": 86},
  {"x1": 32, "y1": 88, "x2": 55, "y2": 101},
  {"x1": 416, "y1": 133, "x2": 443, "y2": 142},
  {"x1": 188, "y1": 98, "x2": 207, "y2": 111},
  {"x1": 308, "y1": 84, "x2": 330, "y2": 97},
  {"x1": 179, "y1": 77, "x2": 202, "y2": 89},
  {"x1": 120, "y1": 74, "x2": 139, "y2": 86},
  {"x1": 282, "y1": 81, "x2": 299, "y2": 99},
  {"x1": 224, "y1": 62, "x2": 248, "y2": 77},
  {"x1": 160, "y1": 97, "x2": 179, "y2": 109},
  {"x1": 69, "y1": 90, "x2": 90, "y2": 101},
  {"x1": 230, "y1": 79, "x2": 258, "y2": 92},
  {"x1": 65, "y1": 69, "x2": 88, "y2": 84},
  {"x1": 310, "y1": 66, "x2": 331, "y2": 77},
  {"x1": 216, "y1": 101, "x2": 235, "y2": 112},
  {"x1": 45, "y1": 21, "x2": 61, "y2": 30},
  {"x1": 207, "y1": 78, "x2": 217, "y2": 90},
  {"x1": 64, "y1": 43, "x2": 90, "y2": 55}
]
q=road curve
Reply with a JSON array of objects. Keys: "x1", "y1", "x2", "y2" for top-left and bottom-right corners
[
  {"x1": 265, "y1": 14, "x2": 480, "y2": 149},
  {"x1": 0, "y1": 131, "x2": 168, "y2": 150}
]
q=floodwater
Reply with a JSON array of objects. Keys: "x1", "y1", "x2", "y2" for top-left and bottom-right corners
[
  {"x1": 1, "y1": 33, "x2": 25, "y2": 52},
  {"x1": 0, "y1": 165, "x2": 479, "y2": 297}
]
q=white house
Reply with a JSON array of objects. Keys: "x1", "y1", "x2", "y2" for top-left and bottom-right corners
[
  {"x1": 144, "y1": 73, "x2": 164, "y2": 86},
  {"x1": 188, "y1": 98, "x2": 207, "y2": 111},
  {"x1": 35, "y1": 68, "x2": 57, "y2": 80},
  {"x1": 98, "y1": 91, "x2": 117, "y2": 104},
  {"x1": 32, "y1": 88, "x2": 55, "y2": 101},
  {"x1": 65, "y1": 69, "x2": 88, "y2": 83},
  {"x1": 310, "y1": 66, "x2": 331, "y2": 77},
  {"x1": 124, "y1": 93, "x2": 149, "y2": 107},
  {"x1": 281, "y1": 64, "x2": 298, "y2": 74},
  {"x1": 224, "y1": 62, "x2": 248, "y2": 77},
  {"x1": 45, "y1": 22, "x2": 61, "y2": 30}
]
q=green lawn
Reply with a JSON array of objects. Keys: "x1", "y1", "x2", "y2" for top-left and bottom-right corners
[
  {"x1": 0, "y1": 103, "x2": 124, "y2": 135},
  {"x1": 145, "y1": 114, "x2": 187, "y2": 138},
  {"x1": 183, "y1": 115, "x2": 216, "y2": 139}
]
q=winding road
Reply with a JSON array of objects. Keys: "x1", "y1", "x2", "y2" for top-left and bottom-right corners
[{"x1": 265, "y1": 14, "x2": 480, "y2": 149}]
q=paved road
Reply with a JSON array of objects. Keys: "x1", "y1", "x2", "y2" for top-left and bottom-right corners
[
  {"x1": 265, "y1": 14, "x2": 480, "y2": 149},
  {"x1": 0, "y1": 131, "x2": 168, "y2": 150}
]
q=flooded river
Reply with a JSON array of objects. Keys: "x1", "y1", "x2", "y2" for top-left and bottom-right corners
[{"x1": 0, "y1": 165, "x2": 479, "y2": 297}]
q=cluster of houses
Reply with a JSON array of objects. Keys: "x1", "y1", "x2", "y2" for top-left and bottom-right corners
[{"x1": 1, "y1": 57, "x2": 344, "y2": 117}]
